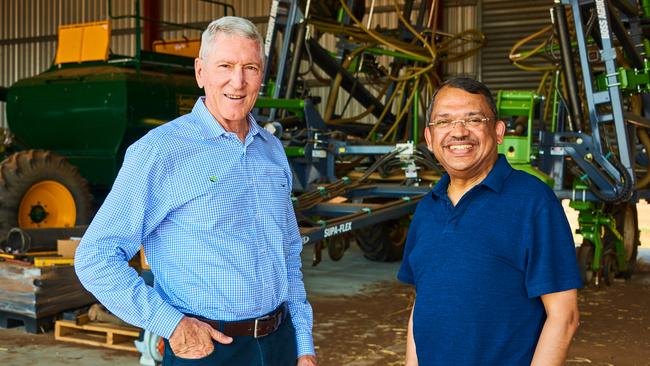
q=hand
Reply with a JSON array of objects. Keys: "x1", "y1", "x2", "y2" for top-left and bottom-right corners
[
  {"x1": 297, "y1": 354, "x2": 318, "y2": 366},
  {"x1": 169, "y1": 316, "x2": 232, "y2": 359}
]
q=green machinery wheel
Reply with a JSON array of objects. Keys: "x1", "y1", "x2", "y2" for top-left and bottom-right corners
[
  {"x1": 0, "y1": 150, "x2": 93, "y2": 238},
  {"x1": 604, "y1": 202, "x2": 640, "y2": 278},
  {"x1": 354, "y1": 219, "x2": 407, "y2": 262}
]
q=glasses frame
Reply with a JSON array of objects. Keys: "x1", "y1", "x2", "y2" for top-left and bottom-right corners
[{"x1": 428, "y1": 116, "x2": 492, "y2": 130}]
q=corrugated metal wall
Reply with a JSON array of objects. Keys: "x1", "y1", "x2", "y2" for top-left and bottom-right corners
[
  {"x1": 0, "y1": 0, "x2": 139, "y2": 127},
  {"x1": 442, "y1": 2, "x2": 479, "y2": 78},
  {"x1": 479, "y1": 0, "x2": 554, "y2": 93},
  {"x1": 0, "y1": 0, "x2": 480, "y2": 128}
]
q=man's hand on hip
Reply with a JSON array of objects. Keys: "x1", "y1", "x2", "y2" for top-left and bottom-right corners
[
  {"x1": 169, "y1": 316, "x2": 233, "y2": 359},
  {"x1": 297, "y1": 355, "x2": 318, "y2": 366}
]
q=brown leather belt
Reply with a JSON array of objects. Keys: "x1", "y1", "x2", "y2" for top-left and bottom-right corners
[{"x1": 198, "y1": 305, "x2": 286, "y2": 338}]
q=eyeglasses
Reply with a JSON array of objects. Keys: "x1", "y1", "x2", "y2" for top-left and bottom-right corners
[{"x1": 428, "y1": 117, "x2": 492, "y2": 130}]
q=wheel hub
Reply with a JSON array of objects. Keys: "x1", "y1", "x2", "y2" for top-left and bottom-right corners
[
  {"x1": 28, "y1": 204, "x2": 48, "y2": 223},
  {"x1": 18, "y1": 180, "x2": 76, "y2": 228}
]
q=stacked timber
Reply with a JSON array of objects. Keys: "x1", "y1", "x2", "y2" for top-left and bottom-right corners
[{"x1": 0, "y1": 260, "x2": 95, "y2": 333}]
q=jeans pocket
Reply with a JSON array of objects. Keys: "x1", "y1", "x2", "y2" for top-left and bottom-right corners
[{"x1": 164, "y1": 339, "x2": 218, "y2": 366}]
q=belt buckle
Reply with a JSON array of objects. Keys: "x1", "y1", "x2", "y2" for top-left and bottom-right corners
[{"x1": 253, "y1": 314, "x2": 271, "y2": 338}]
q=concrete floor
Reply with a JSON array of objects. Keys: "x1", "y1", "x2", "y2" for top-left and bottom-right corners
[{"x1": 0, "y1": 246, "x2": 649, "y2": 366}]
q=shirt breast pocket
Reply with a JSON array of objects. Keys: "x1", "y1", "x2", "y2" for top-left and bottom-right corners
[{"x1": 257, "y1": 172, "x2": 290, "y2": 226}]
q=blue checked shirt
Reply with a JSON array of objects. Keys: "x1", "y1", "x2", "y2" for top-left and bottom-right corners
[{"x1": 75, "y1": 98, "x2": 314, "y2": 356}]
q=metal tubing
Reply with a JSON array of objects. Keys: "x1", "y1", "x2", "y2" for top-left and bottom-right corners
[
  {"x1": 607, "y1": 2, "x2": 643, "y2": 69},
  {"x1": 143, "y1": 0, "x2": 161, "y2": 51},
  {"x1": 307, "y1": 38, "x2": 396, "y2": 127},
  {"x1": 643, "y1": 0, "x2": 650, "y2": 18},
  {"x1": 552, "y1": 3, "x2": 583, "y2": 132},
  {"x1": 269, "y1": 0, "x2": 300, "y2": 120},
  {"x1": 261, "y1": 0, "x2": 281, "y2": 97},
  {"x1": 552, "y1": 70, "x2": 561, "y2": 132},
  {"x1": 299, "y1": 196, "x2": 422, "y2": 244},
  {"x1": 413, "y1": 83, "x2": 419, "y2": 145},
  {"x1": 3, "y1": 226, "x2": 89, "y2": 254},
  {"x1": 285, "y1": 21, "x2": 307, "y2": 100},
  {"x1": 609, "y1": 0, "x2": 638, "y2": 17}
]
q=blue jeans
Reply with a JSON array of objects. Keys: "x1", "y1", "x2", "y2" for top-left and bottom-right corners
[{"x1": 163, "y1": 312, "x2": 298, "y2": 366}]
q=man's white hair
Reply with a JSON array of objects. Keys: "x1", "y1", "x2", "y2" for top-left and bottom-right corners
[{"x1": 199, "y1": 16, "x2": 265, "y2": 67}]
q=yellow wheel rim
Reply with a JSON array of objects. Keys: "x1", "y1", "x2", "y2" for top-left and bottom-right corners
[{"x1": 18, "y1": 180, "x2": 77, "y2": 228}]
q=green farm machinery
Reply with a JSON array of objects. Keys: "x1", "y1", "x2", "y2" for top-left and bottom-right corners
[
  {"x1": 2, "y1": 21, "x2": 202, "y2": 238},
  {"x1": 1, "y1": 0, "x2": 483, "y2": 263},
  {"x1": 4, "y1": 0, "x2": 646, "y2": 283},
  {"x1": 498, "y1": 0, "x2": 650, "y2": 285}
]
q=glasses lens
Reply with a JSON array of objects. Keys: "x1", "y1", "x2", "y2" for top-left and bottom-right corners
[
  {"x1": 432, "y1": 120, "x2": 451, "y2": 129},
  {"x1": 466, "y1": 117, "x2": 485, "y2": 127}
]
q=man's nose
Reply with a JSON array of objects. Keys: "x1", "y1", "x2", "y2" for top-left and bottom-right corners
[
  {"x1": 449, "y1": 121, "x2": 470, "y2": 135},
  {"x1": 229, "y1": 67, "x2": 245, "y2": 88}
]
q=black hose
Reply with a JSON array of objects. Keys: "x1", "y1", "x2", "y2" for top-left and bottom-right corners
[
  {"x1": 570, "y1": 155, "x2": 633, "y2": 203},
  {"x1": 552, "y1": 3, "x2": 583, "y2": 132}
]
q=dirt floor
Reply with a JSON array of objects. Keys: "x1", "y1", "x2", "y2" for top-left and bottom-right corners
[
  {"x1": 1, "y1": 271, "x2": 648, "y2": 366},
  {"x1": 1, "y1": 257, "x2": 649, "y2": 366},
  {"x1": 315, "y1": 276, "x2": 650, "y2": 366},
  {"x1": 0, "y1": 203, "x2": 649, "y2": 366}
]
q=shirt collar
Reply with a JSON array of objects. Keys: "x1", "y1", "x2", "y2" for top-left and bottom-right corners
[
  {"x1": 190, "y1": 97, "x2": 267, "y2": 141},
  {"x1": 431, "y1": 154, "x2": 512, "y2": 199},
  {"x1": 480, "y1": 154, "x2": 512, "y2": 193}
]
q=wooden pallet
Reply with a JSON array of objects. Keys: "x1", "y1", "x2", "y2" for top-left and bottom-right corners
[{"x1": 54, "y1": 319, "x2": 141, "y2": 352}]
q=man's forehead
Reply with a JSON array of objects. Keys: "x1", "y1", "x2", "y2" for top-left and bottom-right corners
[
  {"x1": 210, "y1": 54, "x2": 262, "y2": 65},
  {"x1": 433, "y1": 110, "x2": 485, "y2": 117},
  {"x1": 432, "y1": 89, "x2": 490, "y2": 113},
  {"x1": 204, "y1": 38, "x2": 263, "y2": 65}
]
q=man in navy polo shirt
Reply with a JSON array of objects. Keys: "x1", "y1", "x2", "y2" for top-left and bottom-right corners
[{"x1": 398, "y1": 77, "x2": 582, "y2": 365}]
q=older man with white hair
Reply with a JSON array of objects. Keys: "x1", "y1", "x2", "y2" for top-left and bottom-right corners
[{"x1": 75, "y1": 16, "x2": 317, "y2": 366}]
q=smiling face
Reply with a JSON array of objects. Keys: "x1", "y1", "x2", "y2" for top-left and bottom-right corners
[
  {"x1": 194, "y1": 33, "x2": 263, "y2": 128},
  {"x1": 425, "y1": 86, "x2": 506, "y2": 182}
]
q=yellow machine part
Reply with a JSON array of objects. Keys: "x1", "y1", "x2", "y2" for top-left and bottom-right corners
[
  {"x1": 33, "y1": 257, "x2": 75, "y2": 267},
  {"x1": 153, "y1": 38, "x2": 200, "y2": 58},
  {"x1": 55, "y1": 20, "x2": 111, "y2": 64},
  {"x1": 18, "y1": 180, "x2": 77, "y2": 228}
]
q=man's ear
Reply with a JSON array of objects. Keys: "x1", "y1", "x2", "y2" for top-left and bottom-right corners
[
  {"x1": 195, "y1": 58, "x2": 204, "y2": 89},
  {"x1": 495, "y1": 120, "x2": 506, "y2": 145},
  {"x1": 424, "y1": 126, "x2": 434, "y2": 152}
]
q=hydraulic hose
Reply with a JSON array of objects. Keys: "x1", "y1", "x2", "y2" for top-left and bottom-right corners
[
  {"x1": 631, "y1": 94, "x2": 650, "y2": 188},
  {"x1": 285, "y1": 21, "x2": 307, "y2": 100},
  {"x1": 636, "y1": 128, "x2": 650, "y2": 188},
  {"x1": 552, "y1": 3, "x2": 583, "y2": 132},
  {"x1": 591, "y1": 156, "x2": 634, "y2": 203}
]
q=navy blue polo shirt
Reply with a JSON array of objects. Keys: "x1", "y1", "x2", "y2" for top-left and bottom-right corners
[{"x1": 398, "y1": 155, "x2": 582, "y2": 365}]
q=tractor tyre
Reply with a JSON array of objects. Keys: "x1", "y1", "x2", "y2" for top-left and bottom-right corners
[
  {"x1": 354, "y1": 219, "x2": 407, "y2": 262},
  {"x1": 0, "y1": 150, "x2": 93, "y2": 239},
  {"x1": 577, "y1": 241, "x2": 595, "y2": 286},
  {"x1": 604, "y1": 202, "x2": 640, "y2": 278}
]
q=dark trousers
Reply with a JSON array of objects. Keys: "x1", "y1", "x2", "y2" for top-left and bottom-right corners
[{"x1": 163, "y1": 313, "x2": 298, "y2": 366}]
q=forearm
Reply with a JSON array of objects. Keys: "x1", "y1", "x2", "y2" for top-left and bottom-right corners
[
  {"x1": 531, "y1": 293, "x2": 580, "y2": 366},
  {"x1": 405, "y1": 303, "x2": 418, "y2": 366}
]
